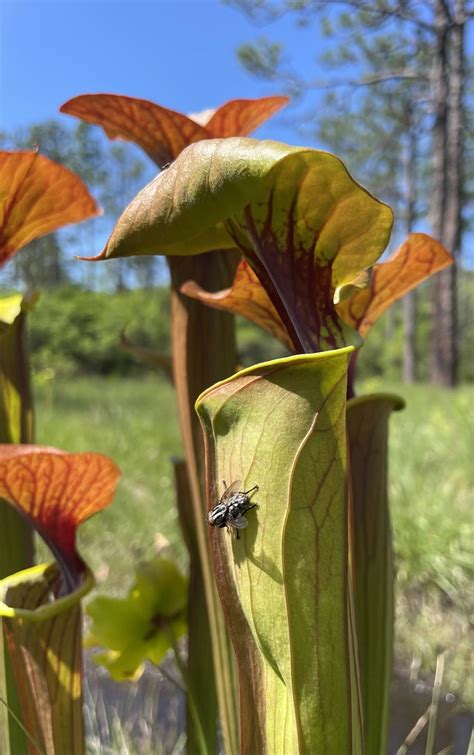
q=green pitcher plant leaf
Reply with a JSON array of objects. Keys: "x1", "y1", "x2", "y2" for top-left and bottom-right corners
[
  {"x1": 196, "y1": 349, "x2": 364, "y2": 754},
  {"x1": 0, "y1": 150, "x2": 100, "y2": 267},
  {"x1": 347, "y1": 394, "x2": 405, "y2": 755},
  {"x1": 85, "y1": 138, "x2": 392, "y2": 353},
  {"x1": 86, "y1": 554, "x2": 187, "y2": 682},
  {"x1": 0, "y1": 445, "x2": 120, "y2": 755}
]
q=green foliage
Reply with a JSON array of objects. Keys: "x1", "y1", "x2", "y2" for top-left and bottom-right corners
[
  {"x1": 238, "y1": 38, "x2": 283, "y2": 79},
  {"x1": 26, "y1": 285, "x2": 171, "y2": 376},
  {"x1": 19, "y1": 273, "x2": 473, "y2": 382}
]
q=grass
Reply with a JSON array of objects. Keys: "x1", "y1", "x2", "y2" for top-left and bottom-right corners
[
  {"x1": 362, "y1": 377, "x2": 474, "y2": 705},
  {"x1": 34, "y1": 374, "x2": 474, "y2": 708},
  {"x1": 34, "y1": 374, "x2": 185, "y2": 593}
]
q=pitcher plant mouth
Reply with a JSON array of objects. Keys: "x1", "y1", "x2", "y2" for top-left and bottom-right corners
[
  {"x1": 195, "y1": 338, "x2": 363, "y2": 408},
  {"x1": 347, "y1": 392, "x2": 405, "y2": 411},
  {"x1": 0, "y1": 562, "x2": 95, "y2": 621}
]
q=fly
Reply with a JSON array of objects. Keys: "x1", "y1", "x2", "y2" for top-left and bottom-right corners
[{"x1": 207, "y1": 480, "x2": 258, "y2": 539}]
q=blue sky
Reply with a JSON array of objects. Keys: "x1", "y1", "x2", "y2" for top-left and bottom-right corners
[
  {"x1": 1, "y1": 1, "x2": 472, "y2": 271},
  {"x1": 1, "y1": 0, "x2": 322, "y2": 143}
]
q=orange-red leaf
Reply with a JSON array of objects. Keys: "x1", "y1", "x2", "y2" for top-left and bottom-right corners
[
  {"x1": 181, "y1": 259, "x2": 293, "y2": 350},
  {"x1": 186, "y1": 233, "x2": 453, "y2": 351},
  {"x1": 205, "y1": 96, "x2": 289, "y2": 137},
  {"x1": 60, "y1": 94, "x2": 289, "y2": 169},
  {"x1": 0, "y1": 446, "x2": 120, "y2": 577},
  {"x1": 60, "y1": 93, "x2": 209, "y2": 167},
  {"x1": 0, "y1": 150, "x2": 99, "y2": 267},
  {"x1": 336, "y1": 233, "x2": 453, "y2": 336}
]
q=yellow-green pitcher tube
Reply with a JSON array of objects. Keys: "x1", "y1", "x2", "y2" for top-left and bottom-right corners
[
  {"x1": 0, "y1": 563, "x2": 94, "y2": 755},
  {"x1": 347, "y1": 393, "x2": 404, "y2": 755},
  {"x1": 196, "y1": 346, "x2": 364, "y2": 755}
]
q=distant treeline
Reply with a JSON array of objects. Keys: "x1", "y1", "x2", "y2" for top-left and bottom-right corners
[{"x1": 18, "y1": 277, "x2": 473, "y2": 383}]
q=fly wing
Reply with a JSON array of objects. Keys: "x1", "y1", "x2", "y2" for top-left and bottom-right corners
[
  {"x1": 232, "y1": 515, "x2": 248, "y2": 529},
  {"x1": 221, "y1": 480, "x2": 242, "y2": 499}
]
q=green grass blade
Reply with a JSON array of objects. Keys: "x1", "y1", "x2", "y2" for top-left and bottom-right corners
[{"x1": 425, "y1": 652, "x2": 446, "y2": 755}]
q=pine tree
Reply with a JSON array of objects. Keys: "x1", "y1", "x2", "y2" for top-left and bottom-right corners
[{"x1": 228, "y1": 0, "x2": 472, "y2": 385}]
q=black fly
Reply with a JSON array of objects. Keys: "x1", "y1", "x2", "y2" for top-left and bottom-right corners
[{"x1": 207, "y1": 481, "x2": 258, "y2": 539}]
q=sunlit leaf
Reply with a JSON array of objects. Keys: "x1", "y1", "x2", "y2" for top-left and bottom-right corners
[
  {"x1": 337, "y1": 233, "x2": 453, "y2": 336},
  {"x1": 196, "y1": 350, "x2": 363, "y2": 753},
  {"x1": 61, "y1": 94, "x2": 209, "y2": 167},
  {"x1": 60, "y1": 94, "x2": 288, "y2": 168},
  {"x1": 205, "y1": 96, "x2": 289, "y2": 137},
  {"x1": 86, "y1": 555, "x2": 187, "y2": 682},
  {"x1": 88, "y1": 138, "x2": 392, "y2": 352},
  {"x1": 0, "y1": 447, "x2": 120, "y2": 583},
  {"x1": 0, "y1": 150, "x2": 99, "y2": 267}
]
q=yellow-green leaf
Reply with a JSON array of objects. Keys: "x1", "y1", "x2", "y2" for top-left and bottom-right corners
[
  {"x1": 196, "y1": 349, "x2": 363, "y2": 753},
  {"x1": 91, "y1": 138, "x2": 392, "y2": 352},
  {"x1": 87, "y1": 555, "x2": 187, "y2": 682}
]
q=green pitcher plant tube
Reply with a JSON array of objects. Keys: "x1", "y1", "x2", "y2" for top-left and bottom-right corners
[
  {"x1": 347, "y1": 393, "x2": 405, "y2": 754},
  {"x1": 196, "y1": 348, "x2": 363, "y2": 753}
]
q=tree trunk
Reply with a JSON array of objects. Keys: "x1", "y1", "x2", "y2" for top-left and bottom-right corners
[
  {"x1": 403, "y1": 105, "x2": 418, "y2": 383},
  {"x1": 429, "y1": 0, "x2": 464, "y2": 386}
]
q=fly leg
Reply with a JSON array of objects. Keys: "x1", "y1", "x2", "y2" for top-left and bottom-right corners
[{"x1": 244, "y1": 485, "x2": 259, "y2": 496}]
